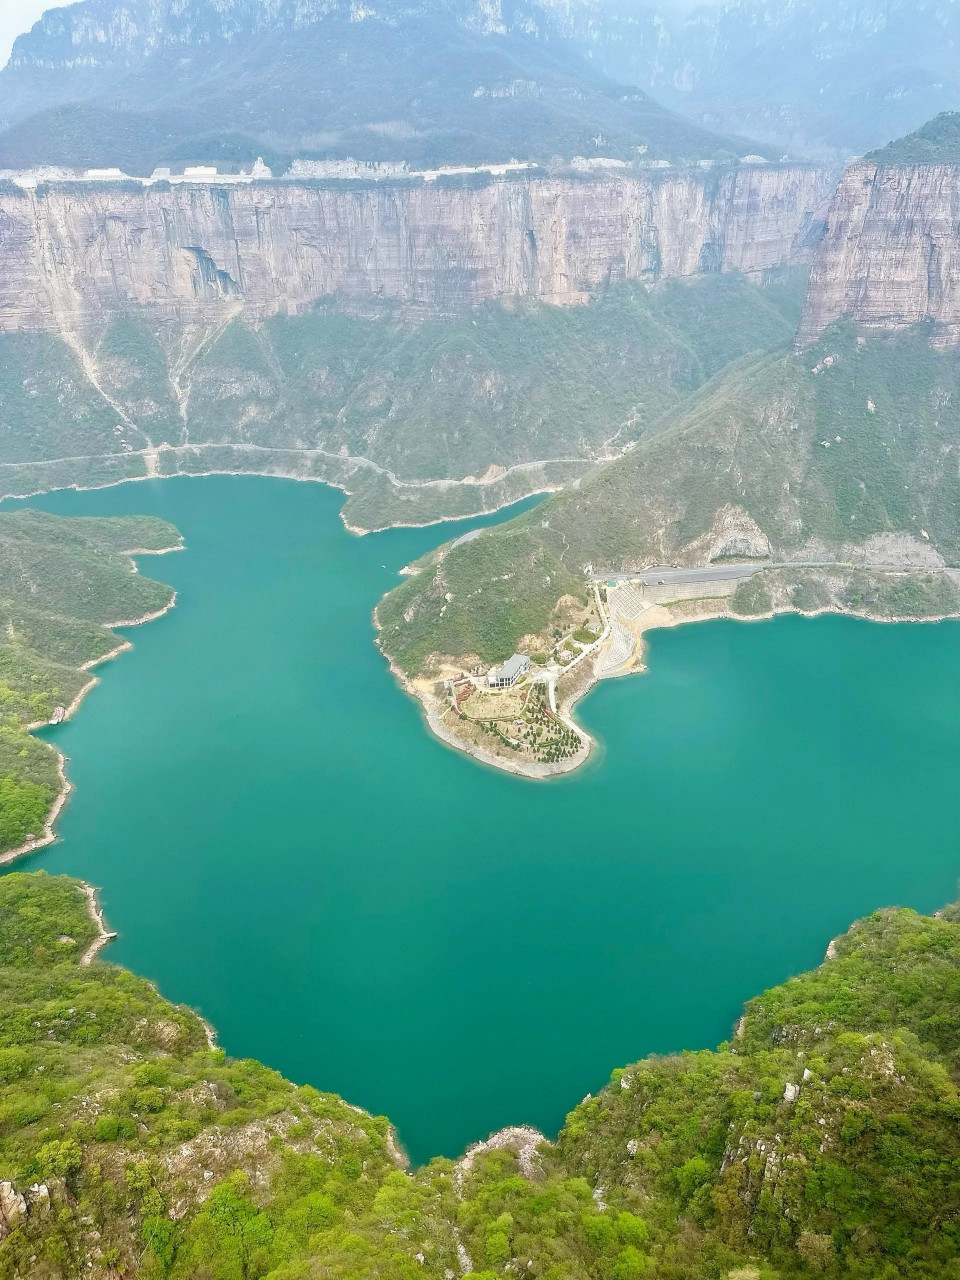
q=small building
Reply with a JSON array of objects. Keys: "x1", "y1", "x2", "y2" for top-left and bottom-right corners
[{"x1": 487, "y1": 654, "x2": 531, "y2": 689}]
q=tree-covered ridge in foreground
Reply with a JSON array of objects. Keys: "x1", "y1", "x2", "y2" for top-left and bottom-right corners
[
  {"x1": 3, "y1": 870, "x2": 960, "y2": 1278},
  {"x1": 378, "y1": 323, "x2": 960, "y2": 674},
  {"x1": 0, "y1": 510, "x2": 179, "y2": 854},
  {"x1": 0, "y1": 273, "x2": 806, "y2": 531}
]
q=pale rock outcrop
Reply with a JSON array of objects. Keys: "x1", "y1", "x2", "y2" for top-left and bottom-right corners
[
  {"x1": 27, "y1": 1184, "x2": 49, "y2": 1215},
  {"x1": 0, "y1": 1182, "x2": 26, "y2": 1238},
  {"x1": 455, "y1": 1125, "x2": 547, "y2": 1192},
  {"x1": 0, "y1": 1180, "x2": 50, "y2": 1239},
  {"x1": 840, "y1": 532, "x2": 946, "y2": 570},
  {"x1": 684, "y1": 503, "x2": 773, "y2": 563},
  {"x1": 0, "y1": 166, "x2": 837, "y2": 334},
  {"x1": 798, "y1": 162, "x2": 960, "y2": 347}
]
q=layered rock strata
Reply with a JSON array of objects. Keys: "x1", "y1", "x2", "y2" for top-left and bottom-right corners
[
  {"x1": 0, "y1": 166, "x2": 836, "y2": 332},
  {"x1": 798, "y1": 162, "x2": 960, "y2": 347}
]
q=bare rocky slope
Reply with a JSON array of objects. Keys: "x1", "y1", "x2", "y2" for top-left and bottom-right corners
[
  {"x1": 0, "y1": 166, "x2": 835, "y2": 331},
  {"x1": 0, "y1": 164, "x2": 835, "y2": 527},
  {"x1": 798, "y1": 117, "x2": 960, "y2": 347}
]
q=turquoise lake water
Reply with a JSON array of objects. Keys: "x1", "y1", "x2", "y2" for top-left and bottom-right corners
[{"x1": 7, "y1": 475, "x2": 960, "y2": 1165}]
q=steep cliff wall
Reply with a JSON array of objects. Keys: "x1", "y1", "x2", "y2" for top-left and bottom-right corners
[
  {"x1": 798, "y1": 161, "x2": 960, "y2": 347},
  {"x1": 0, "y1": 166, "x2": 836, "y2": 333}
]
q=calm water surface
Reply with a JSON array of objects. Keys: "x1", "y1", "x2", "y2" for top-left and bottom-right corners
[{"x1": 7, "y1": 476, "x2": 960, "y2": 1163}]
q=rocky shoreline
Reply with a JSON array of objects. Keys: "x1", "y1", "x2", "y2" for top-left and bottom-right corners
[
  {"x1": 423, "y1": 696, "x2": 593, "y2": 781},
  {"x1": 77, "y1": 882, "x2": 118, "y2": 965},
  {"x1": 0, "y1": 750, "x2": 73, "y2": 866}
]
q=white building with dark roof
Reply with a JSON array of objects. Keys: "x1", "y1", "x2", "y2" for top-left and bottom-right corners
[{"x1": 487, "y1": 654, "x2": 531, "y2": 689}]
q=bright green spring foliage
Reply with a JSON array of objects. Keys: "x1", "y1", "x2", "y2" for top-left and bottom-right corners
[
  {"x1": 4, "y1": 871, "x2": 960, "y2": 1278},
  {"x1": 559, "y1": 902, "x2": 960, "y2": 1278},
  {"x1": 0, "y1": 510, "x2": 179, "y2": 853},
  {"x1": 0, "y1": 872, "x2": 410, "y2": 1280}
]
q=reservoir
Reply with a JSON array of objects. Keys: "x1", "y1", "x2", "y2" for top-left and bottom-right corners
[{"x1": 7, "y1": 475, "x2": 960, "y2": 1165}]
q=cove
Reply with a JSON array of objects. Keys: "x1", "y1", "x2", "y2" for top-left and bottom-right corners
[{"x1": 5, "y1": 474, "x2": 960, "y2": 1166}]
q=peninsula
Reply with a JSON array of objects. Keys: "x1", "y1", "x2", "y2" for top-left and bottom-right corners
[
  {"x1": 379, "y1": 546, "x2": 960, "y2": 778},
  {"x1": 377, "y1": 119, "x2": 960, "y2": 775},
  {"x1": 0, "y1": 509, "x2": 181, "y2": 861}
]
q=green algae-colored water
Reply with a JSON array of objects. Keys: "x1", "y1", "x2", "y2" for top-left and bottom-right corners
[{"x1": 7, "y1": 475, "x2": 960, "y2": 1164}]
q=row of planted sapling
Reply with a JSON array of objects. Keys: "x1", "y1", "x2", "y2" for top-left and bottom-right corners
[{"x1": 444, "y1": 675, "x2": 580, "y2": 761}]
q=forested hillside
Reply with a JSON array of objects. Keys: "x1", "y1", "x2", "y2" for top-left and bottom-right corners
[
  {"x1": 2, "y1": 869, "x2": 960, "y2": 1278},
  {"x1": 0, "y1": 0, "x2": 762, "y2": 171},
  {"x1": 0, "y1": 510, "x2": 178, "y2": 855},
  {"x1": 379, "y1": 323, "x2": 960, "y2": 674},
  {"x1": 867, "y1": 111, "x2": 960, "y2": 166},
  {"x1": 0, "y1": 273, "x2": 807, "y2": 531},
  {"x1": 4, "y1": 0, "x2": 958, "y2": 164}
]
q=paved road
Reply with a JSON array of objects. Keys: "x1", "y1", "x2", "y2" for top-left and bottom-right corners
[
  {"x1": 597, "y1": 560, "x2": 839, "y2": 587},
  {"x1": 449, "y1": 527, "x2": 484, "y2": 551}
]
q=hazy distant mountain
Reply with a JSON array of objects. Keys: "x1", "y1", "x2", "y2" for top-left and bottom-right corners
[
  {"x1": 5, "y1": 0, "x2": 955, "y2": 174},
  {"x1": 0, "y1": 0, "x2": 764, "y2": 172},
  {"x1": 559, "y1": 0, "x2": 960, "y2": 159}
]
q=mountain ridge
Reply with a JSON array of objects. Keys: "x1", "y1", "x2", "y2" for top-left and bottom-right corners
[{"x1": 0, "y1": 0, "x2": 769, "y2": 172}]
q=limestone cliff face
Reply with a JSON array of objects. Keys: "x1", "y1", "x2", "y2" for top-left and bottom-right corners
[
  {"x1": 798, "y1": 162, "x2": 960, "y2": 347},
  {"x1": 0, "y1": 166, "x2": 836, "y2": 333}
]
